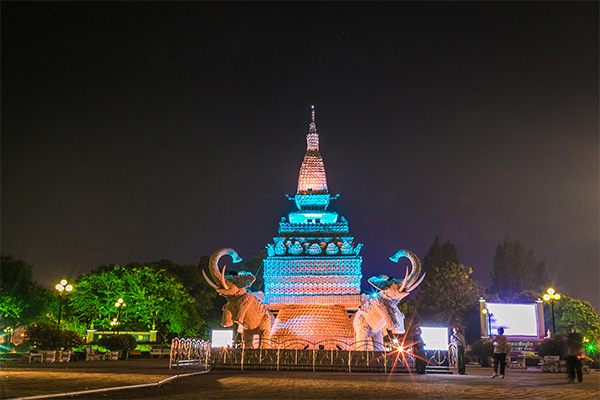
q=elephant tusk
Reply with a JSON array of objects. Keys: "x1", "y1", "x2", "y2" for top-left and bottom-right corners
[
  {"x1": 202, "y1": 269, "x2": 220, "y2": 290},
  {"x1": 239, "y1": 276, "x2": 256, "y2": 290},
  {"x1": 389, "y1": 249, "x2": 423, "y2": 292},
  {"x1": 405, "y1": 272, "x2": 426, "y2": 292},
  {"x1": 398, "y1": 267, "x2": 409, "y2": 292},
  {"x1": 220, "y1": 264, "x2": 230, "y2": 290}
]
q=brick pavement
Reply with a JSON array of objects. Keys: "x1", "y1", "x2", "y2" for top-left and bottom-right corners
[{"x1": 1, "y1": 359, "x2": 598, "y2": 400}]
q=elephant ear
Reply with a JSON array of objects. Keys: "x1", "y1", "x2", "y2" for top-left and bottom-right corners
[
  {"x1": 367, "y1": 274, "x2": 407, "y2": 291},
  {"x1": 225, "y1": 270, "x2": 256, "y2": 290}
]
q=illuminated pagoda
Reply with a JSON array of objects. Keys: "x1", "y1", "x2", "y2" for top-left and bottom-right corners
[{"x1": 263, "y1": 106, "x2": 363, "y2": 344}]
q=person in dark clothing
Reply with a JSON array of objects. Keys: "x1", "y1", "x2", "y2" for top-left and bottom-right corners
[
  {"x1": 450, "y1": 326, "x2": 466, "y2": 375},
  {"x1": 566, "y1": 325, "x2": 584, "y2": 383},
  {"x1": 413, "y1": 327, "x2": 427, "y2": 374}
]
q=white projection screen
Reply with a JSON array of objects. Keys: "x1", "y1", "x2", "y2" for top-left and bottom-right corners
[
  {"x1": 420, "y1": 327, "x2": 449, "y2": 350},
  {"x1": 486, "y1": 303, "x2": 539, "y2": 337}
]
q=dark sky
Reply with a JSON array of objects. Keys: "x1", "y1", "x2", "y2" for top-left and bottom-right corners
[{"x1": 2, "y1": 2, "x2": 598, "y2": 310}]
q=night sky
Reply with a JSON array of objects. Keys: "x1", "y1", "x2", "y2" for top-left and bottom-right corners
[{"x1": 3, "y1": 2, "x2": 598, "y2": 310}]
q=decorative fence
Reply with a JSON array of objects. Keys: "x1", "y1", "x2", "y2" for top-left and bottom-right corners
[
  {"x1": 169, "y1": 338, "x2": 210, "y2": 369},
  {"x1": 170, "y1": 337, "x2": 449, "y2": 373}
]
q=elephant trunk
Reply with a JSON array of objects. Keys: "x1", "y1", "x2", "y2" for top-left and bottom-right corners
[
  {"x1": 389, "y1": 249, "x2": 424, "y2": 291},
  {"x1": 205, "y1": 248, "x2": 243, "y2": 290}
]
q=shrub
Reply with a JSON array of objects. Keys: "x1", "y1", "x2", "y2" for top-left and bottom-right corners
[
  {"x1": 97, "y1": 334, "x2": 137, "y2": 351},
  {"x1": 134, "y1": 344, "x2": 153, "y2": 352},
  {"x1": 535, "y1": 335, "x2": 566, "y2": 357},
  {"x1": 525, "y1": 357, "x2": 540, "y2": 367},
  {"x1": 14, "y1": 343, "x2": 31, "y2": 353},
  {"x1": 23, "y1": 322, "x2": 84, "y2": 349},
  {"x1": 469, "y1": 338, "x2": 494, "y2": 366},
  {"x1": 73, "y1": 344, "x2": 108, "y2": 353}
]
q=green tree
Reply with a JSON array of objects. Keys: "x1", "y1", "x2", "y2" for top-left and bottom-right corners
[
  {"x1": 490, "y1": 238, "x2": 548, "y2": 299},
  {"x1": 422, "y1": 236, "x2": 459, "y2": 276},
  {"x1": 148, "y1": 259, "x2": 217, "y2": 337},
  {"x1": 67, "y1": 265, "x2": 126, "y2": 331},
  {"x1": 544, "y1": 295, "x2": 600, "y2": 339},
  {"x1": 416, "y1": 262, "x2": 481, "y2": 328},
  {"x1": 414, "y1": 238, "x2": 480, "y2": 330},
  {"x1": 0, "y1": 255, "x2": 53, "y2": 330},
  {"x1": 67, "y1": 265, "x2": 199, "y2": 339}
]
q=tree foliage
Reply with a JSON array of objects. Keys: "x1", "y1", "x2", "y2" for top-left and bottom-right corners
[
  {"x1": 67, "y1": 264, "x2": 200, "y2": 338},
  {"x1": 544, "y1": 295, "x2": 600, "y2": 339},
  {"x1": 422, "y1": 236, "x2": 459, "y2": 276},
  {"x1": 416, "y1": 262, "x2": 481, "y2": 328},
  {"x1": 0, "y1": 255, "x2": 53, "y2": 329},
  {"x1": 146, "y1": 259, "x2": 217, "y2": 336},
  {"x1": 415, "y1": 238, "x2": 480, "y2": 329},
  {"x1": 489, "y1": 238, "x2": 548, "y2": 299}
]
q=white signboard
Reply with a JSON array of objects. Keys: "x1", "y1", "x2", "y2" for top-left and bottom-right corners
[
  {"x1": 486, "y1": 303, "x2": 538, "y2": 337},
  {"x1": 420, "y1": 327, "x2": 449, "y2": 351},
  {"x1": 211, "y1": 330, "x2": 233, "y2": 348}
]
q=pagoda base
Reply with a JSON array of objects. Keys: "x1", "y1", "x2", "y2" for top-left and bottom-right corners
[{"x1": 270, "y1": 304, "x2": 355, "y2": 349}]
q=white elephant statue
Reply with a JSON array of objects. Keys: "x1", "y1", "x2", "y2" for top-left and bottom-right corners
[{"x1": 353, "y1": 249, "x2": 425, "y2": 351}]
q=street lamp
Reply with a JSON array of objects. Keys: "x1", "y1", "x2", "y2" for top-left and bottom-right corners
[
  {"x1": 543, "y1": 288, "x2": 561, "y2": 335},
  {"x1": 111, "y1": 298, "x2": 126, "y2": 334},
  {"x1": 482, "y1": 308, "x2": 493, "y2": 336},
  {"x1": 55, "y1": 280, "x2": 73, "y2": 330}
]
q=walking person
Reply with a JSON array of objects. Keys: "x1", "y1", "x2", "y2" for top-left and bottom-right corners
[
  {"x1": 565, "y1": 325, "x2": 584, "y2": 383},
  {"x1": 413, "y1": 327, "x2": 427, "y2": 374},
  {"x1": 490, "y1": 327, "x2": 508, "y2": 378},
  {"x1": 450, "y1": 326, "x2": 466, "y2": 375}
]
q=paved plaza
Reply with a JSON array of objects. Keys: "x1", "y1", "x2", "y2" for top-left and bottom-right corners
[{"x1": 1, "y1": 359, "x2": 598, "y2": 400}]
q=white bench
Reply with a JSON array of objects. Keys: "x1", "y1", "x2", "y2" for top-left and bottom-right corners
[
  {"x1": 85, "y1": 348, "x2": 104, "y2": 361},
  {"x1": 104, "y1": 351, "x2": 120, "y2": 360},
  {"x1": 150, "y1": 348, "x2": 170, "y2": 358}
]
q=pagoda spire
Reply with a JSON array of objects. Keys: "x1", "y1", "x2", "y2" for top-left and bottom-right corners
[
  {"x1": 295, "y1": 106, "x2": 330, "y2": 210},
  {"x1": 307, "y1": 105, "x2": 319, "y2": 151}
]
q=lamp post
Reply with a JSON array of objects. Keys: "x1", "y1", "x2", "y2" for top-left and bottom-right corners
[
  {"x1": 55, "y1": 280, "x2": 73, "y2": 330},
  {"x1": 110, "y1": 298, "x2": 126, "y2": 335},
  {"x1": 543, "y1": 288, "x2": 561, "y2": 335},
  {"x1": 482, "y1": 308, "x2": 493, "y2": 336}
]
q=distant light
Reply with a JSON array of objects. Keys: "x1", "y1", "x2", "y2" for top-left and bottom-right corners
[
  {"x1": 547, "y1": 288, "x2": 555, "y2": 295},
  {"x1": 543, "y1": 294, "x2": 550, "y2": 301}
]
